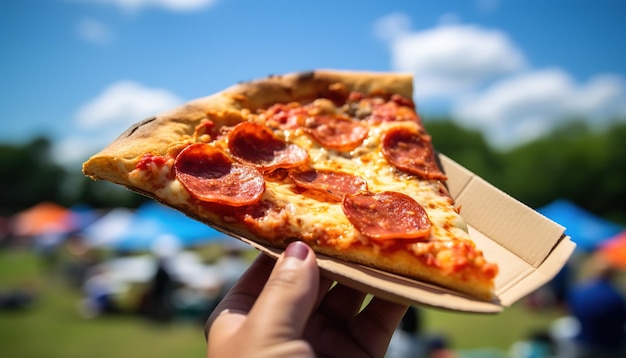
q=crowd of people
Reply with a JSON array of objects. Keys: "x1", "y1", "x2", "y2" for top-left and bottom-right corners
[
  {"x1": 512, "y1": 253, "x2": 626, "y2": 358},
  {"x1": 562, "y1": 255, "x2": 626, "y2": 357},
  {"x1": 2, "y1": 221, "x2": 625, "y2": 357},
  {"x1": 81, "y1": 247, "x2": 251, "y2": 325}
]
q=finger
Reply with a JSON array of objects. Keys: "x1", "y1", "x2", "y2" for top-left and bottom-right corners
[
  {"x1": 350, "y1": 297, "x2": 408, "y2": 357},
  {"x1": 317, "y1": 283, "x2": 367, "y2": 324},
  {"x1": 204, "y1": 253, "x2": 275, "y2": 339},
  {"x1": 245, "y1": 241, "x2": 320, "y2": 342},
  {"x1": 315, "y1": 274, "x2": 334, "y2": 307}
]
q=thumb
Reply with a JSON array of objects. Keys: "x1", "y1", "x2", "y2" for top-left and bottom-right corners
[{"x1": 245, "y1": 241, "x2": 319, "y2": 341}]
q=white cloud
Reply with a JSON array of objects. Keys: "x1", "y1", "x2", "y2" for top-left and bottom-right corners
[
  {"x1": 68, "y1": 0, "x2": 218, "y2": 12},
  {"x1": 75, "y1": 80, "x2": 182, "y2": 129},
  {"x1": 375, "y1": 14, "x2": 526, "y2": 99},
  {"x1": 453, "y1": 69, "x2": 626, "y2": 148},
  {"x1": 376, "y1": 14, "x2": 626, "y2": 149},
  {"x1": 52, "y1": 81, "x2": 182, "y2": 167},
  {"x1": 77, "y1": 18, "x2": 112, "y2": 45},
  {"x1": 52, "y1": 135, "x2": 106, "y2": 168},
  {"x1": 573, "y1": 75, "x2": 626, "y2": 120}
]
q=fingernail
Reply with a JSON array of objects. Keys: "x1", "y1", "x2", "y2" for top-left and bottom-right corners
[{"x1": 284, "y1": 241, "x2": 309, "y2": 261}]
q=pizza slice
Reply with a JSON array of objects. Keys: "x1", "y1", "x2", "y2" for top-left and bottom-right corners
[{"x1": 83, "y1": 70, "x2": 498, "y2": 300}]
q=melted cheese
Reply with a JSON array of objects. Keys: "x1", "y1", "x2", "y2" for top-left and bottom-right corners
[
  {"x1": 283, "y1": 120, "x2": 468, "y2": 243},
  {"x1": 131, "y1": 118, "x2": 469, "y2": 251}
]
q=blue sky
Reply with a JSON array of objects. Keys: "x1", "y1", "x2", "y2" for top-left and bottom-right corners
[{"x1": 2, "y1": 0, "x2": 625, "y2": 168}]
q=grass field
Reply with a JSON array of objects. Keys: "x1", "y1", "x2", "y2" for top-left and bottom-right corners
[{"x1": 0, "y1": 248, "x2": 566, "y2": 357}]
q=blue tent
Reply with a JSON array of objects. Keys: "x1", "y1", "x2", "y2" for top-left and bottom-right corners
[
  {"x1": 537, "y1": 199, "x2": 623, "y2": 251},
  {"x1": 67, "y1": 204, "x2": 100, "y2": 232},
  {"x1": 112, "y1": 202, "x2": 229, "y2": 252},
  {"x1": 82, "y1": 208, "x2": 135, "y2": 248}
]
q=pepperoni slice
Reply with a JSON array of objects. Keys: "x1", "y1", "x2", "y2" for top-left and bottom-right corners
[
  {"x1": 304, "y1": 115, "x2": 368, "y2": 152},
  {"x1": 381, "y1": 126, "x2": 447, "y2": 180},
  {"x1": 264, "y1": 103, "x2": 307, "y2": 128},
  {"x1": 174, "y1": 143, "x2": 265, "y2": 206},
  {"x1": 369, "y1": 101, "x2": 420, "y2": 125},
  {"x1": 228, "y1": 122, "x2": 309, "y2": 171},
  {"x1": 342, "y1": 191, "x2": 431, "y2": 241},
  {"x1": 289, "y1": 169, "x2": 368, "y2": 201}
]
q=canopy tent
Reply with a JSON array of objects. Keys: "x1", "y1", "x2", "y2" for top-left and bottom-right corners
[
  {"x1": 69, "y1": 204, "x2": 100, "y2": 232},
  {"x1": 101, "y1": 202, "x2": 229, "y2": 252},
  {"x1": 82, "y1": 208, "x2": 135, "y2": 248},
  {"x1": 537, "y1": 199, "x2": 623, "y2": 251},
  {"x1": 599, "y1": 231, "x2": 626, "y2": 269},
  {"x1": 11, "y1": 202, "x2": 100, "y2": 238},
  {"x1": 11, "y1": 202, "x2": 74, "y2": 237}
]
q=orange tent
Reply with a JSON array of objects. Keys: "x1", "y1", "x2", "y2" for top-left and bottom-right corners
[
  {"x1": 599, "y1": 231, "x2": 626, "y2": 269},
  {"x1": 12, "y1": 202, "x2": 74, "y2": 237}
]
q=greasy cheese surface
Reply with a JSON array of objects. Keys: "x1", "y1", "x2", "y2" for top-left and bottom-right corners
[{"x1": 128, "y1": 118, "x2": 469, "y2": 254}]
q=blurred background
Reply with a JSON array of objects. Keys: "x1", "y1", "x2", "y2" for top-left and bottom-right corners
[{"x1": 1, "y1": 1, "x2": 625, "y2": 357}]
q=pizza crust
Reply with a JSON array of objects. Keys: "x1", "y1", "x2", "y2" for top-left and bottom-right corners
[{"x1": 83, "y1": 70, "x2": 413, "y2": 185}]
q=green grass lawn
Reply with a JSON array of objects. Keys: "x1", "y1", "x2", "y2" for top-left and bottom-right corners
[
  {"x1": 0, "y1": 248, "x2": 565, "y2": 357},
  {"x1": 0, "y1": 249, "x2": 205, "y2": 358},
  {"x1": 423, "y1": 301, "x2": 561, "y2": 351}
]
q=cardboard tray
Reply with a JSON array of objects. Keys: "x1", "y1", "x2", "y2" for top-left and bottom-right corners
[{"x1": 221, "y1": 154, "x2": 575, "y2": 314}]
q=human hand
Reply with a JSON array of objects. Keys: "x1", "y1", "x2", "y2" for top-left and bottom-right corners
[{"x1": 204, "y1": 241, "x2": 408, "y2": 358}]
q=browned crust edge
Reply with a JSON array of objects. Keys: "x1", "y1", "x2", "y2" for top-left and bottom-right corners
[{"x1": 82, "y1": 69, "x2": 413, "y2": 185}]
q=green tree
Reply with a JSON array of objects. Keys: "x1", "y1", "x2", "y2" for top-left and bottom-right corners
[
  {"x1": 501, "y1": 120, "x2": 626, "y2": 224},
  {"x1": 425, "y1": 118, "x2": 625, "y2": 225},
  {"x1": 0, "y1": 138, "x2": 65, "y2": 214},
  {"x1": 425, "y1": 118, "x2": 504, "y2": 183},
  {"x1": 0, "y1": 137, "x2": 146, "y2": 214}
]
